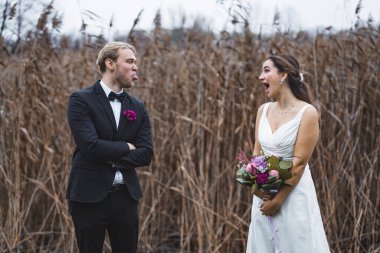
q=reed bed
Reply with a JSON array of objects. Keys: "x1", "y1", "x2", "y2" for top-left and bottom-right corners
[{"x1": 0, "y1": 3, "x2": 379, "y2": 253}]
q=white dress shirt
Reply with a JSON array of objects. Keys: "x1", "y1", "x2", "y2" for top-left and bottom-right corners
[{"x1": 100, "y1": 80, "x2": 124, "y2": 185}]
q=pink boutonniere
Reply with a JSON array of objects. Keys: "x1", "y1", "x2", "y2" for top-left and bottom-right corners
[{"x1": 123, "y1": 110, "x2": 137, "y2": 122}]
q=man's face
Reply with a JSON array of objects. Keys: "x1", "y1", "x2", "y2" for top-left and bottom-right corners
[{"x1": 114, "y1": 48, "x2": 138, "y2": 88}]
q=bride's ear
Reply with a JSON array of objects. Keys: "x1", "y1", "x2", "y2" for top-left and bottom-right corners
[{"x1": 280, "y1": 73, "x2": 288, "y2": 84}]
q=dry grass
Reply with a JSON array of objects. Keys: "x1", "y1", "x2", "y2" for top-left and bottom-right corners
[{"x1": 0, "y1": 3, "x2": 379, "y2": 253}]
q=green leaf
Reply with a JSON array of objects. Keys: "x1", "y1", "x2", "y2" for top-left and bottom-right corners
[
  {"x1": 236, "y1": 178, "x2": 253, "y2": 186},
  {"x1": 251, "y1": 183, "x2": 258, "y2": 194},
  {"x1": 279, "y1": 160, "x2": 292, "y2": 169},
  {"x1": 235, "y1": 168, "x2": 245, "y2": 177},
  {"x1": 261, "y1": 179, "x2": 282, "y2": 191},
  {"x1": 279, "y1": 169, "x2": 292, "y2": 180},
  {"x1": 242, "y1": 171, "x2": 258, "y2": 181},
  {"x1": 267, "y1": 156, "x2": 280, "y2": 170},
  {"x1": 267, "y1": 175, "x2": 277, "y2": 183}
]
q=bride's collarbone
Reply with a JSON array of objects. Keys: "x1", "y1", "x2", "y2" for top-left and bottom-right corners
[{"x1": 266, "y1": 109, "x2": 299, "y2": 132}]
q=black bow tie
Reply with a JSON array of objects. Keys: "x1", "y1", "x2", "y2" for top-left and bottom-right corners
[{"x1": 108, "y1": 91, "x2": 125, "y2": 102}]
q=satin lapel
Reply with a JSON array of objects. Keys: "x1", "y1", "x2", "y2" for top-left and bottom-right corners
[
  {"x1": 93, "y1": 82, "x2": 117, "y2": 133},
  {"x1": 116, "y1": 93, "x2": 136, "y2": 140}
]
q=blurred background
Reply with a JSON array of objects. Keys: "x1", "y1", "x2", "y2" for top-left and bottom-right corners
[{"x1": 0, "y1": 0, "x2": 379, "y2": 252}]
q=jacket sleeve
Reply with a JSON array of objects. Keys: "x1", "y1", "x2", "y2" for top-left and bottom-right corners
[
  {"x1": 67, "y1": 92, "x2": 131, "y2": 162},
  {"x1": 114, "y1": 103, "x2": 153, "y2": 170}
]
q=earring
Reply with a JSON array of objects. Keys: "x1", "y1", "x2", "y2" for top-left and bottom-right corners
[{"x1": 280, "y1": 79, "x2": 284, "y2": 84}]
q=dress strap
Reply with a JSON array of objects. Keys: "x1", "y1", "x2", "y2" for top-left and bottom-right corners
[
  {"x1": 262, "y1": 102, "x2": 271, "y2": 117},
  {"x1": 295, "y1": 104, "x2": 312, "y2": 120}
]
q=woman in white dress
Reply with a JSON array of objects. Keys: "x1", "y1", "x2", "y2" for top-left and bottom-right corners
[{"x1": 246, "y1": 55, "x2": 330, "y2": 253}]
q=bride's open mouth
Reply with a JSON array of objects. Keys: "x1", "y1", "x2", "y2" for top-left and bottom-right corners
[{"x1": 262, "y1": 82, "x2": 270, "y2": 92}]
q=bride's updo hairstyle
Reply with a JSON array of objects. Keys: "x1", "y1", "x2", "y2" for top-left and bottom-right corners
[{"x1": 268, "y1": 55, "x2": 313, "y2": 105}]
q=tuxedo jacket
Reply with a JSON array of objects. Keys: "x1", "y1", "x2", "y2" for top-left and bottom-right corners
[{"x1": 66, "y1": 81, "x2": 153, "y2": 203}]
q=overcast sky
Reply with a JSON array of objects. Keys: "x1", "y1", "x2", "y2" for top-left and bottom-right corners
[{"x1": 54, "y1": 0, "x2": 380, "y2": 36}]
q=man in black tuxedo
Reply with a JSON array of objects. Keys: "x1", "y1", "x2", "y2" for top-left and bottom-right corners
[{"x1": 66, "y1": 42, "x2": 153, "y2": 253}]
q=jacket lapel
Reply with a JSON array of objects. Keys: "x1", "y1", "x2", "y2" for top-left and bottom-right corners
[
  {"x1": 93, "y1": 81, "x2": 118, "y2": 134},
  {"x1": 116, "y1": 92, "x2": 136, "y2": 140}
]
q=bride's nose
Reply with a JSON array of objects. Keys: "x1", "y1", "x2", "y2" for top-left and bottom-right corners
[{"x1": 259, "y1": 72, "x2": 264, "y2": 81}]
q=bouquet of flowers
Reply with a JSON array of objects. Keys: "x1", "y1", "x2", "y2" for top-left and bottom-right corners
[{"x1": 235, "y1": 150, "x2": 293, "y2": 194}]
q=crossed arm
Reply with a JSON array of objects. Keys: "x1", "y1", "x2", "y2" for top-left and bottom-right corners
[
  {"x1": 67, "y1": 92, "x2": 153, "y2": 169},
  {"x1": 113, "y1": 107, "x2": 153, "y2": 170}
]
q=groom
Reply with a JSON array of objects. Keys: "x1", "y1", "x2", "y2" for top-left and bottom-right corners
[{"x1": 66, "y1": 42, "x2": 153, "y2": 253}]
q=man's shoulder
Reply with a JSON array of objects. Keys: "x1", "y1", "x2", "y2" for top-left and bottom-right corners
[
  {"x1": 126, "y1": 93, "x2": 144, "y2": 105},
  {"x1": 70, "y1": 81, "x2": 99, "y2": 97}
]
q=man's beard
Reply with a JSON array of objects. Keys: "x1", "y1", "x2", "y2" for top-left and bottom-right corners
[
  {"x1": 121, "y1": 81, "x2": 134, "y2": 89},
  {"x1": 116, "y1": 74, "x2": 133, "y2": 89}
]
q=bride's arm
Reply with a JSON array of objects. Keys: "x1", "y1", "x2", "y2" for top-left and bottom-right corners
[{"x1": 260, "y1": 106, "x2": 320, "y2": 216}]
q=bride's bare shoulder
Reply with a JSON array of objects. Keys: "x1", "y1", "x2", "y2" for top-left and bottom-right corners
[
  {"x1": 301, "y1": 104, "x2": 319, "y2": 125},
  {"x1": 256, "y1": 102, "x2": 270, "y2": 118}
]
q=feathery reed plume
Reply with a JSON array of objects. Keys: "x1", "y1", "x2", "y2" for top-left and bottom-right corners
[{"x1": 127, "y1": 9, "x2": 143, "y2": 45}]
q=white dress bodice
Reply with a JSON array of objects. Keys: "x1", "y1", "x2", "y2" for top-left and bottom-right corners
[{"x1": 259, "y1": 102, "x2": 311, "y2": 160}]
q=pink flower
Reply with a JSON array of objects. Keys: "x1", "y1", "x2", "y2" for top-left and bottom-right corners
[
  {"x1": 236, "y1": 149, "x2": 249, "y2": 164},
  {"x1": 123, "y1": 110, "x2": 137, "y2": 122},
  {"x1": 246, "y1": 163, "x2": 257, "y2": 176},
  {"x1": 269, "y1": 170, "x2": 279, "y2": 179}
]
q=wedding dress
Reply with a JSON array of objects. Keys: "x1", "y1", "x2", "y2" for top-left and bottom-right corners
[{"x1": 246, "y1": 102, "x2": 330, "y2": 253}]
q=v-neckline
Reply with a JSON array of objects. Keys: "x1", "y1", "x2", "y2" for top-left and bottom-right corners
[{"x1": 265, "y1": 104, "x2": 307, "y2": 135}]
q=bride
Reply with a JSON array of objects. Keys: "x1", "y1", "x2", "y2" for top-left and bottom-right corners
[{"x1": 246, "y1": 55, "x2": 330, "y2": 253}]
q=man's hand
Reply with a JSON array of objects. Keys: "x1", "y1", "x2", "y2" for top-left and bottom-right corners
[{"x1": 127, "y1": 143, "x2": 136, "y2": 150}]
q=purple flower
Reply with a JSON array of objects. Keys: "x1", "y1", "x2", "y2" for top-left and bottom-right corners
[
  {"x1": 123, "y1": 110, "x2": 137, "y2": 122},
  {"x1": 256, "y1": 172, "x2": 269, "y2": 185},
  {"x1": 252, "y1": 156, "x2": 267, "y2": 173}
]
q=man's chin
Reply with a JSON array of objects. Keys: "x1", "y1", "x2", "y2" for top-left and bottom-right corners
[{"x1": 121, "y1": 82, "x2": 134, "y2": 89}]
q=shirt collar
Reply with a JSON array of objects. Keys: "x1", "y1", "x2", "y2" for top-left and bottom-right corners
[{"x1": 100, "y1": 80, "x2": 123, "y2": 96}]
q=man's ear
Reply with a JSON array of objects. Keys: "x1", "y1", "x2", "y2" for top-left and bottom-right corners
[{"x1": 105, "y1": 58, "x2": 115, "y2": 71}]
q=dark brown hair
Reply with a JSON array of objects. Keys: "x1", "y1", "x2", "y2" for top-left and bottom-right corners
[{"x1": 268, "y1": 54, "x2": 313, "y2": 104}]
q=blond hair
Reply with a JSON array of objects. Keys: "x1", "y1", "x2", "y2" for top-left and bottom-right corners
[{"x1": 96, "y1": 42, "x2": 136, "y2": 73}]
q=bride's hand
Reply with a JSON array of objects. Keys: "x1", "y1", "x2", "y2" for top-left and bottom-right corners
[
  {"x1": 260, "y1": 199, "x2": 281, "y2": 216},
  {"x1": 254, "y1": 189, "x2": 275, "y2": 201}
]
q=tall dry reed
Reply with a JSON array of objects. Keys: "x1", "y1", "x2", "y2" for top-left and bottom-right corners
[{"x1": 0, "y1": 3, "x2": 379, "y2": 253}]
